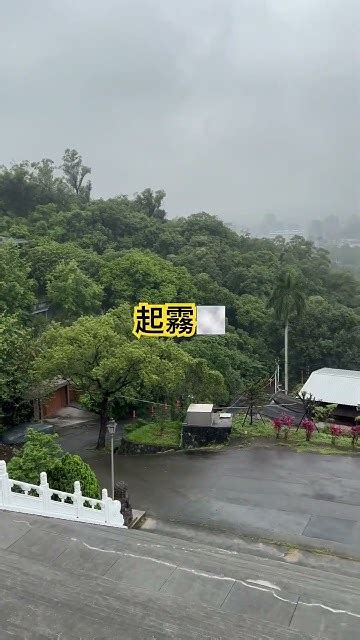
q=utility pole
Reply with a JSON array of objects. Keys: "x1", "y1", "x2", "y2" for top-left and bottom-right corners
[{"x1": 276, "y1": 359, "x2": 280, "y2": 392}]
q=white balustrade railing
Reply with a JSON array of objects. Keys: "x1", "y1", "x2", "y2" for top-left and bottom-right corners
[{"x1": 0, "y1": 460, "x2": 125, "y2": 528}]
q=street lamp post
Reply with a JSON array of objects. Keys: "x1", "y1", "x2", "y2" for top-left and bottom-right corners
[{"x1": 107, "y1": 419, "x2": 117, "y2": 500}]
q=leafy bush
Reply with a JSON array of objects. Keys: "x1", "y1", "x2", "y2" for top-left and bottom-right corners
[
  {"x1": 48, "y1": 454, "x2": 100, "y2": 499},
  {"x1": 351, "y1": 425, "x2": 360, "y2": 447},
  {"x1": 330, "y1": 424, "x2": 343, "y2": 445},
  {"x1": 7, "y1": 429, "x2": 100, "y2": 498},
  {"x1": 301, "y1": 418, "x2": 316, "y2": 441},
  {"x1": 7, "y1": 429, "x2": 63, "y2": 484},
  {"x1": 272, "y1": 415, "x2": 294, "y2": 440},
  {"x1": 313, "y1": 404, "x2": 337, "y2": 424}
]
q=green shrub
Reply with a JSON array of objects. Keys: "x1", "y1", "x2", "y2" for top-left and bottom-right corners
[
  {"x1": 125, "y1": 418, "x2": 147, "y2": 433},
  {"x1": 48, "y1": 453, "x2": 100, "y2": 499},
  {"x1": 7, "y1": 429, "x2": 63, "y2": 484},
  {"x1": 313, "y1": 404, "x2": 337, "y2": 423}
]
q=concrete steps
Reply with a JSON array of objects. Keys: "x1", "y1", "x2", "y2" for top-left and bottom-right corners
[{"x1": 1, "y1": 509, "x2": 359, "y2": 639}]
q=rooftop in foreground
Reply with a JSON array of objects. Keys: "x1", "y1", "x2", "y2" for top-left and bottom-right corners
[{"x1": 1, "y1": 508, "x2": 359, "y2": 639}]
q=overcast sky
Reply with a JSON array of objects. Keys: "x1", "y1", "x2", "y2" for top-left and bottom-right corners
[{"x1": 1, "y1": 0, "x2": 359, "y2": 226}]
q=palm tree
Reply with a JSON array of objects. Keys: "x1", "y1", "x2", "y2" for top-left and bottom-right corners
[{"x1": 269, "y1": 269, "x2": 306, "y2": 394}]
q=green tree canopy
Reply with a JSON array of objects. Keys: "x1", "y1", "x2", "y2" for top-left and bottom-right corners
[
  {"x1": 35, "y1": 306, "x2": 227, "y2": 447},
  {"x1": 0, "y1": 243, "x2": 35, "y2": 317},
  {"x1": 0, "y1": 315, "x2": 38, "y2": 424},
  {"x1": 46, "y1": 259, "x2": 103, "y2": 321},
  {"x1": 7, "y1": 429, "x2": 63, "y2": 484},
  {"x1": 48, "y1": 453, "x2": 100, "y2": 498},
  {"x1": 25, "y1": 239, "x2": 103, "y2": 296},
  {"x1": 100, "y1": 249, "x2": 197, "y2": 308}
]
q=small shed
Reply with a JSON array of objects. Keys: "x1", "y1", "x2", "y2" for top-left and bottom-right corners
[
  {"x1": 186, "y1": 403, "x2": 214, "y2": 427},
  {"x1": 182, "y1": 402, "x2": 232, "y2": 448}
]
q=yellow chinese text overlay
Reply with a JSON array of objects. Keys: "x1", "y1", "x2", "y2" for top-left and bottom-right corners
[{"x1": 133, "y1": 303, "x2": 197, "y2": 338}]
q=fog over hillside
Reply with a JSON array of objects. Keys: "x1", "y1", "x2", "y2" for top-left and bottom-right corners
[{"x1": 1, "y1": 1, "x2": 359, "y2": 223}]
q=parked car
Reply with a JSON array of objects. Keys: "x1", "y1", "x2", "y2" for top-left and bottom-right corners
[{"x1": 0, "y1": 422, "x2": 54, "y2": 445}]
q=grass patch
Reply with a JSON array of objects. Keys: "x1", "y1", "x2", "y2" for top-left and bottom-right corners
[
  {"x1": 232, "y1": 416, "x2": 360, "y2": 455},
  {"x1": 126, "y1": 420, "x2": 181, "y2": 447},
  {"x1": 231, "y1": 416, "x2": 274, "y2": 438}
]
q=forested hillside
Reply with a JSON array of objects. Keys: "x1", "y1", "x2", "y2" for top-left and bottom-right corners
[{"x1": 1, "y1": 151, "x2": 360, "y2": 443}]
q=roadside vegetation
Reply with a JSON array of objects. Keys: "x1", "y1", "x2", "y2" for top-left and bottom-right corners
[
  {"x1": 7, "y1": 430, "x2": 100, "y2": 497},
  {"x1": 125, "y1": 420, "x2": 181, "y2": 448},
  {"x1": 232, "y1": 415, "x2": 360, "y2": 455}
]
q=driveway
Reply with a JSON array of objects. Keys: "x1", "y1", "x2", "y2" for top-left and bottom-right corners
[{"x1": 57, "y1": 419, "x2": 360, "y2": 557}]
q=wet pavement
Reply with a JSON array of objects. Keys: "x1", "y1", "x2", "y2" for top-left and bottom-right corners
[
  {"x1": 2, "y1": 510, "x2": 360, "y2": 639},
  {"x1": 57, "y1": 419, "x2": 360, "y2": 556}
]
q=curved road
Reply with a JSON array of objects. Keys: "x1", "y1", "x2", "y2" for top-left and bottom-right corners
[{"x1": 58, "y1": 420, "x2": 360, "y2": 556}]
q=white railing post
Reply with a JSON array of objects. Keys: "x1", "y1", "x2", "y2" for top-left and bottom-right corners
[
  {"x1": 102, "y1": 487, "x2": 124, "y2": 527},
  {"x1": 74, "y1": 480, "x2": 83, "y2": 520},
  {"x1": 102, "y1": 488, "x2": 110, "y2": 523},
  {"x1": 39, "y1": 471, "x2": 50, "y2": 515},
  {"x1": 110, "y1": 499, "x2": 124, "y2": 527},
  {"x1": 0, "y1": 460, "x2": 10, "y2": 507}
]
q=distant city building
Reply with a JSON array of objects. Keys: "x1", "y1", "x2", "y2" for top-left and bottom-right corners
[
  {"x1": 264, "y1": 230, "x2": 304, "y2": 241},
  {"x1": 338, "y1": 238, "x2": 360, "y2": 248}
]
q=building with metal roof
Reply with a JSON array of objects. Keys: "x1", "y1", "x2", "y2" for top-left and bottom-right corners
[{"x1": 300, "y1": 368, "x2": 360, "y2": 408}]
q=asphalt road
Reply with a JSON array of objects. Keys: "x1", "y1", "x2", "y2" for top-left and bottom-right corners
[{"x1": 59, "y1": 421, "x2": 360, "y2": 557}]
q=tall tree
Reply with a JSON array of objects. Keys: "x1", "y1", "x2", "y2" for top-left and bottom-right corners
[
  {"x1": 133, "y1": 188, "x2": 166, "y2": 220},
  {"x1": 0, "y1": 160, "x2": 73, "y2": 216},
  {"x1": 61, "y1": 149, "x2": 91, "y2": 201},
  {"x1": 35, "y1": 306, "x2": 227, "y2": 448},
  {"x1": 35, "y1": 309, "x2": 148, "y2": 448},
  {"x1": 268, "y1": 268, "x2": 306, "y2": 393},
  {"x1": 0, "y1": 163, "x2": 39, "y2": 217}
]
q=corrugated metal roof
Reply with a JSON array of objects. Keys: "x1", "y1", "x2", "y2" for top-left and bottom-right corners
[{"x1": 300, "y1": 368, "x2": 360, "y2": 407}]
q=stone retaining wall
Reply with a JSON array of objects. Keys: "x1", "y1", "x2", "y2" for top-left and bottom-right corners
[{"x1": 116, "y1": 438, "x2": 180, "y2": 455}]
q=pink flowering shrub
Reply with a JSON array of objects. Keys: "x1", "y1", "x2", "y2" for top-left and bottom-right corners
[
  {"x1": 351, "y1": 425, "x2": 360, "y2": 447},
  {"x1": 301, "y1": 418, "x2": 316, "y2": 441},
  {"x1": 330, "y1": 424, "x2": 343, "y2": 445},
  {"x1": 273, "y1": 415, "x2": 295, "y2": 440},
  {"x1": 273, "y1": 417, "x2": 282, "y2": 438}
]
